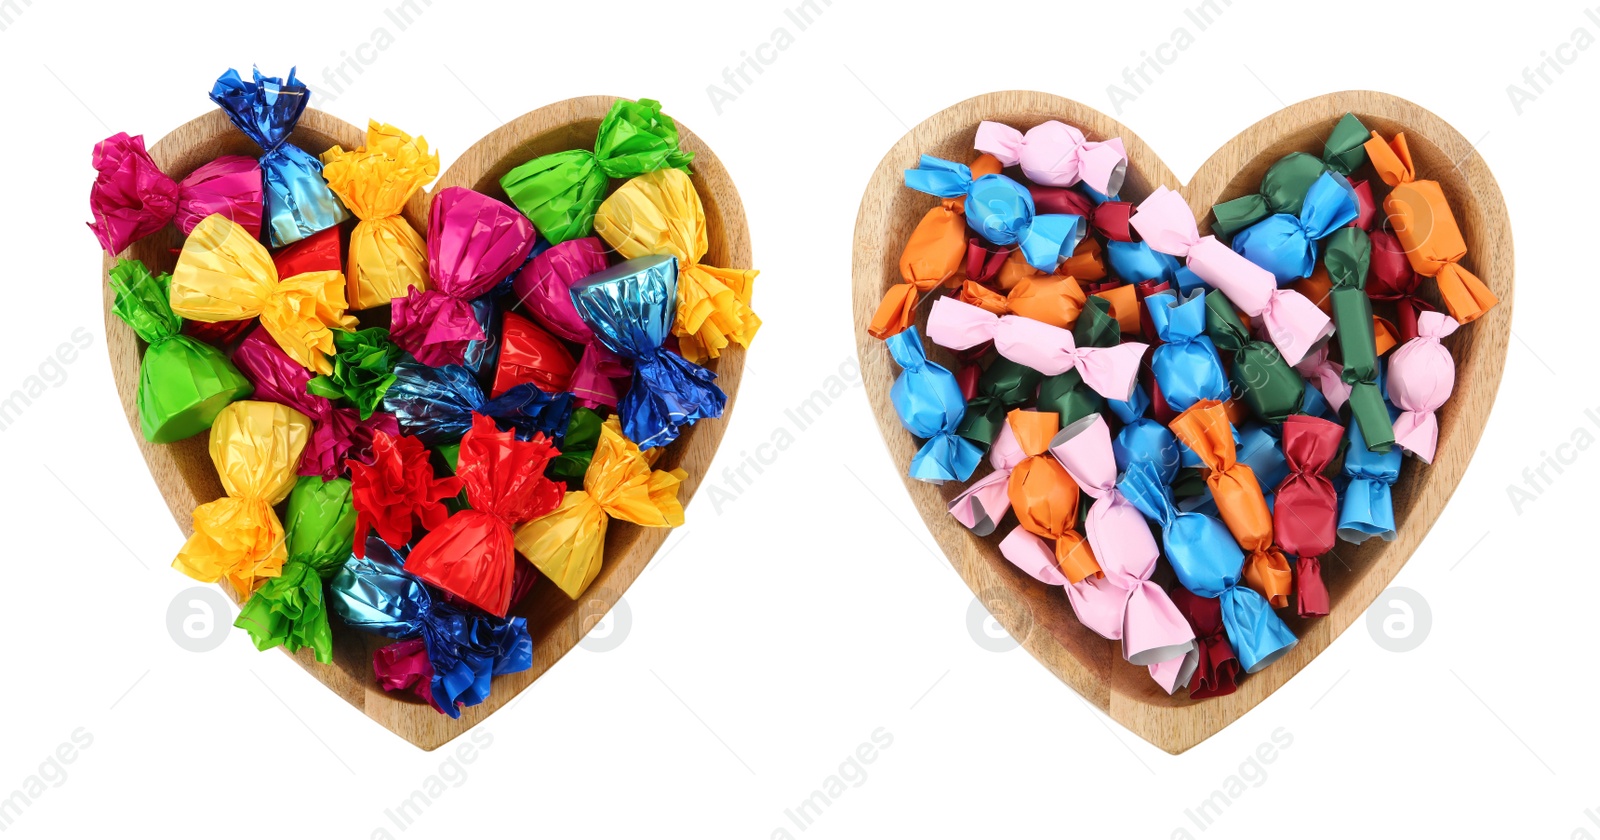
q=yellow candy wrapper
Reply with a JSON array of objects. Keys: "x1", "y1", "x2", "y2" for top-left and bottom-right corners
[
  {"x1": 594, "y1": 168, "x2": 760, "y2": 362},
  {"x1": 170, "y1": 214, "x2": 358, "y2": 374},
  {"x1": 514, "y1": 418, "x2": 686, "y2": 598},
  {"x1": 320, "y1": 122, "x2": 439, "y2": 310},
  {"x1": 173, "y1": 401, "x2": 312, "y2": 597}
]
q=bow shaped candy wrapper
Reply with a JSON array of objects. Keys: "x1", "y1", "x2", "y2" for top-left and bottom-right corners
[
  {"x1": 1204, "y1": 292, "x2": 1305, "y2": 425},
  {"x1": 571, "y1": 254, "x2": 726, "y2": 450},
  {"x1": 404, "y1": 414, "x2": 564, "y2": 616},
  {"x1": 869, "y1": 154, "x2": 1004, "y2": 339},
  {"x1": 500, "y1": 97, "x2": 693, "y2": 244},
  {"x1": 925, "y1": 297, "x2": 1146, "y2": 400},
  {"x1": 956, "y1": 357, "x2": 1043, "y2": 449},
  {"x1": 383, "y1": 361, "x2": 573, "y2": 446},
  {"x1": 88, "y1": 133, "x2": 262, "y2": 253},
  {"x1": 957, "y1": 274, "x2": 1090, "y2": 330},
  {"x1": 319, "y1": 121, "x2": 439, "y2": 309},
  {"x1": 391, "y1": 187, "x2": 537, "y2": 366},
  {"x1": 1323, "y1": 227, "x2": 1398, "y2": 453},
  {"x1": 515, "y1": 416, "x2": 686, "y2": 599},
  {"x1": 973, "y1": 120, "x2": 1129, "y2": 195},
  {"x1": 595, "y1": 168, "x2": 761, "y2": 362},
  {"x1": 1293, "y1": 344, "x2": 1351, "y2": 413},
  {"x1": 1230, "y1": 171, "x2": 1361, "y2": 283},
  {"x1": 1170, "y1": 588, "x2": 1241, "y2": 699},
  {"x1": 905, "y1": 155, "x2": 1085, "y2": 273},
  {"x1": 1119, "y1": 458, "x2": 1298, "y2": 673},
  {"x1": 210, "y1": 67, "x2": 348, "y2": 247},
  {"x1": 108, "y1": 258, "x2": 253, "y2": 442},
  {"x1": 547, "y1": 407, "x2": 604, "y2": 488},
  {"x1": 1035, "y1": 295, "x2": 1124, "y2": 428},
  {"x1": 234, "y1": 327, "x2": 399, "y2": 478},
  {"x1": 1273, "y1": 415, "x2": 1345, "y2": 618},
  {"x1": 886, "y1": 327, "x2": 982, "y2": 483},
  {"x1": 1053, "y1": 415, "x2": 1198, "y2": 694},
  {"x1": 1170, "y1": 401, "x2": 1294, "y2": 610},
  {"x1": 1144, "y1": 290, "x2": 1229, "y2": 412},
  {"x1": 509, "y1": 237, "x2": 629, "y2": 407},
  {"x1": 234, "y1": 476, "x2": 356, "y2": 663},
  {"x1": 1368, "y1": 229, "x2": 1438, "y2": 343},
  {"x1": 172, "y1": 400, "x2": 311, "y2": 597},
  {"x1": 1132, "y1": 186, "x2": 1332, "y2": 366},
  {"x1": 948, "y1": 421, "x2": 1025, "y2": 535},
  {"x1": 994, "y1": 410, "x2": 1101, "y2": 585},
  {"x1": 1338, "y1": 409, "x2": 1402, "y2": 543},
  {"x1": 350, "y1": 430, "x2": 461, "y2": 555},
  {"x1": 1364, "y1": 130, "x2": 1499, "y2": 324},
  {"x1": 331, "y1": 537, "x2": 533, "y2": 717},
  {"x1": 306, "y1": 327, "x2": 403, "y2": 420},
  {"x1": 1387, "y1": 311, "x2": 1459, "y2": 463},
  {"x1": 1210, "y1": 112, "x2": 1370, "y2": 239},
  {"x1": 490, "y1": 310, "x2": 577, "y2": 397},
  {"x1": 170, "y1": 214, "x2": 358, "y2": 375}
]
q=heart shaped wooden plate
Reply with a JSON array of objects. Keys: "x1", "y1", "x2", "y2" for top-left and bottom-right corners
[
  {"x1": 103, "y1": 96, "x2": 750, "y2": 750},
  {"x1": 851, "y1": 90, "x2": 1512, "y2": 754}
]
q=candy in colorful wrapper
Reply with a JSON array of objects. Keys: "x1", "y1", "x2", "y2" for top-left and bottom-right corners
[
  {"x1": 1113, "y1": 416, "x2": 1184, "y2": 480},
  {"x1": 515, "y1": 416, "x2": 686, "y2": 599},
  {"x1": 547, "y1": 407, "x2": 604, "y2": 488},
  {"x1": 870, "y1": 155, "x2": 1005, "y2": 339},
  {"x1": 1386, "y1": 311, "x2": 1459, "y2": 463},
  {"x1": 974, "y1": 120, "x2": 1129, "y2": 195},
  {"x1": 500, "y1": 98, "x2": 693, "y2": 244},
  {"x1": 1105, "y1": 239, "x2": 1181, "y2": 288},
  {"x1": 956, "y1": 357, "x2": 1042, "y2": 449},
  {"x1": 509, "y1": 237, "x2": 629, "y2": 407},
  {"x1": 925, "y1": 297, "x2": 1145, "y2": 400},
  {"x1": 210, "y1": 67, "x2": 347, "y2": 247},
  {"x1": 1368, "y1": 229, "x2": 1437, "y2": 343},
  {"x1": 1293, "y1": 344, "x2": 1350, "y2": 413},
  {"x1": 1144, "y1": 290, "x2": 1229, "y2": 412},
  {"x1": 88, "y1": 132, "x2": 262, "y2": 253},
  {"x1": 1272, "y1": 415, "x2": 1344, "y2": 618},
  {"x1": 1363, "y1": 130, "x2": 1499, "y2": 324},
  {"x1": 994, "y1": 410, "x2": 1101, "y2": 584},
  {"x1": 1323, "y1": 227, "x2": 1397, "y2": 452},
  {"x1": 1209, "y1": 113, "x2": 1370, "y2": 239},
  {"x1": 233, "y1": 328, "x2": 398, "y2": 478},
  {"x1": 319, "y1": 121, "x2": 439, "y2": 309},
  {"x1": 1203, "y1": 291, "x2": 1304, "y2": 425},
  {"x1": 1230, "y1": 171, "x2": 1361, "y2": 283},
  {"x1": 570, "y1": 254, "x2": 725, "y2": 450},
  {"x1": 1170, "y1": 588, "x2": 1240, "y2": 699},
  {"x1": 373, "y1": 638, "x2": 447, "y2": 713},
  {"x1": 1338, "y1": 406, "x2": 1401, "y2": 543},
  {"x1": 350, "y1": 430, "x2": 462, "y2": 555},
  {"x1": 904, "y1": 155, "x2": 1085, "y2": 272},
  {"x1": 957, "y1": 275, "x2": 1089, "y2": 329},
  {"x1": 389, "y1": 187, "x2": 537, "y2": 366},
  {"x1": 491, "y1": 311, "x2": 577, "y2": 397},
  {"x1": 595, "y1": 168, "x2": 760, "y2": 361},
  {"x1": 383, "y1": 361, "x2": 574, "y2": 446},
  {"x1": 1027, "y1": 185, "x2": 1094, "y2": 223},
  {"x1": 1131, "y1": 186, "x2": 1331, "y2": 366},
  {"x1": 170, "y1": 214, "x2": 357, "y2": 375},
  {"x1": 330, "y1": 536, "x2": 533, "y2": 717},
  {"x1": 306, "y1": 327, "x2": 403, "y2": 420},
  {"x1": 1091, "y1": 201, "x2": 1137, "y2": 242},
  {"x1": 172, "y1": 400, "x2": 311, "y2": 596},
  {"x1": 1171, "y1": 401, "x2": 1294, "y2": 610},
  {"x1": 234, "y1": 476, "x2": 356, "y2": 663},
  {"x1": 1034, "y1": 295, "x2": 1124, "y2": 427},
  {"x1": 1118, "y1": 458, "x2": 1297, "y2": 673},
  {"x1": 1053, "y1": 415, "x2": 1197, "y2": 693},
  {"x1": 108, "y1": 258, "x2": 253, "y2": 442},
  {"x1": 405, "y1": 414, "x2": 564, "y2": 616},
  {"x1": 948, "y1": 421, "x2": 1024, "y2": 536},
  {"x1": 886, "y1": 327, "x2": 982, "y2": 483}
]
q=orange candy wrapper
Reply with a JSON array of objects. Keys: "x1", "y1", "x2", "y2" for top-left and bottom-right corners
[{"x1": 1000, "y1": 409, "x2": 1100, "y2": 583}]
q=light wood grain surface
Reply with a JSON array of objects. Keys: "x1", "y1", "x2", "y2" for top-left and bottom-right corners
[
  {"x1": 851, "y1": 90, "x2": 1512, "y2": 754},
  {"x1": 103, "y1": 98, "x2": 751, "y2": 750}
]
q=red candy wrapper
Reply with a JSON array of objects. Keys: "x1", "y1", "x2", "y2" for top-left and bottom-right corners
[
  {"x1": 351, "y1": 432, "x2": 462, "y2": 556},
  {"x1": 490, "y1": 311, "x2": 577, "y2": 398},
  {"x1": 273, "y1": 226, "x2": 344, "y2": 277},
  {"x1": 1274, "y1": 415, "x2": 1344, "y2": 618},
  {"x1": 1170, "y1": 588, "x2": 1240, "y2": 699}
]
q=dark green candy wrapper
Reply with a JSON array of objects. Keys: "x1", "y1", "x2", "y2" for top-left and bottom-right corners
[
  {"x1": 1324, "y1": 227, "x2": 1395, "y2": 452},
  {"x1": 109, "y1": 259, "x2": 252, "y2": 443},
  {"x1": 1210, "y1": 113, "x2": 1371, "y2": 239},
  {"x1": 1036, "y1": 296, "x2": 1121, "y2": 425},
  {"x1": 234, "y1": 476, "x2": 357, "y2": 664},
  {"x1": 958, "y1": 358, "x2": 1042, "y2": 448},
  {"x1": 1204, "y1": 293, "x2": 1303, "y2": 425}
]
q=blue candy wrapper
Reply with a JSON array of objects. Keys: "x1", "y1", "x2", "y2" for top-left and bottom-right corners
[
  {"x1": 383, "y1": 361, "x2": 572, "y2": 445},
  {"x1": 1146, "y1": 290, "x2": 1229, "y2": 412},
  {"x1": 886, "y1": 327, "x2": 981, "y2": 483},
  {"x1": 905, "y1": 155, "x2": 1084, "y2": 272},
  {"x1": 1231, "y1": 171, "x2": 1359, "y2": 284}
]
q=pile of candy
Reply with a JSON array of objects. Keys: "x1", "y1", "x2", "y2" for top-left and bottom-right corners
[
  {"x1": 89, "y1": 69, "x2": 758, "y2": 717},
  {"x1": 870, "y1": 114, "x2": 1492, "y2": 697}
]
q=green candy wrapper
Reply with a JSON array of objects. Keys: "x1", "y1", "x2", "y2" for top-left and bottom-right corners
[
  {"x1": 109, "y1": 258, "x2": 253, "y2": 443},
  {"x1": 1324, "y1": 227, "x2": 1395, "y2": 453},
  {"x1": 499, "y1": 98, "x2": 694, "y2": 244},
  {"x1": 1210, "y1": 113, "x2": 1371, "y2": 238},
  {"x1": 547, "y1": 407, "x2": 603, "y2": 488},
  {"x1": 1204, "y1": 292, "x2": 1304, "y2": 425},
  {"x1": 1036, "y1": 296, "x2": 1121, "y2": 426},
  {"x1": 957, "y1": 357, "x2": 1043, "y2": 448},
  {"x1": 234, "y1": 476, "x2": 357, "y2": 663},
  {"x1": 307, "y1": 327, "x2": 403, "y2": 419}
]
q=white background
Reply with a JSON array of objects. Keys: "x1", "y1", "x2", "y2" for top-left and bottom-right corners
[{"x1": 0, "y1": 0, "x2": 1594, "y2": 837}]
